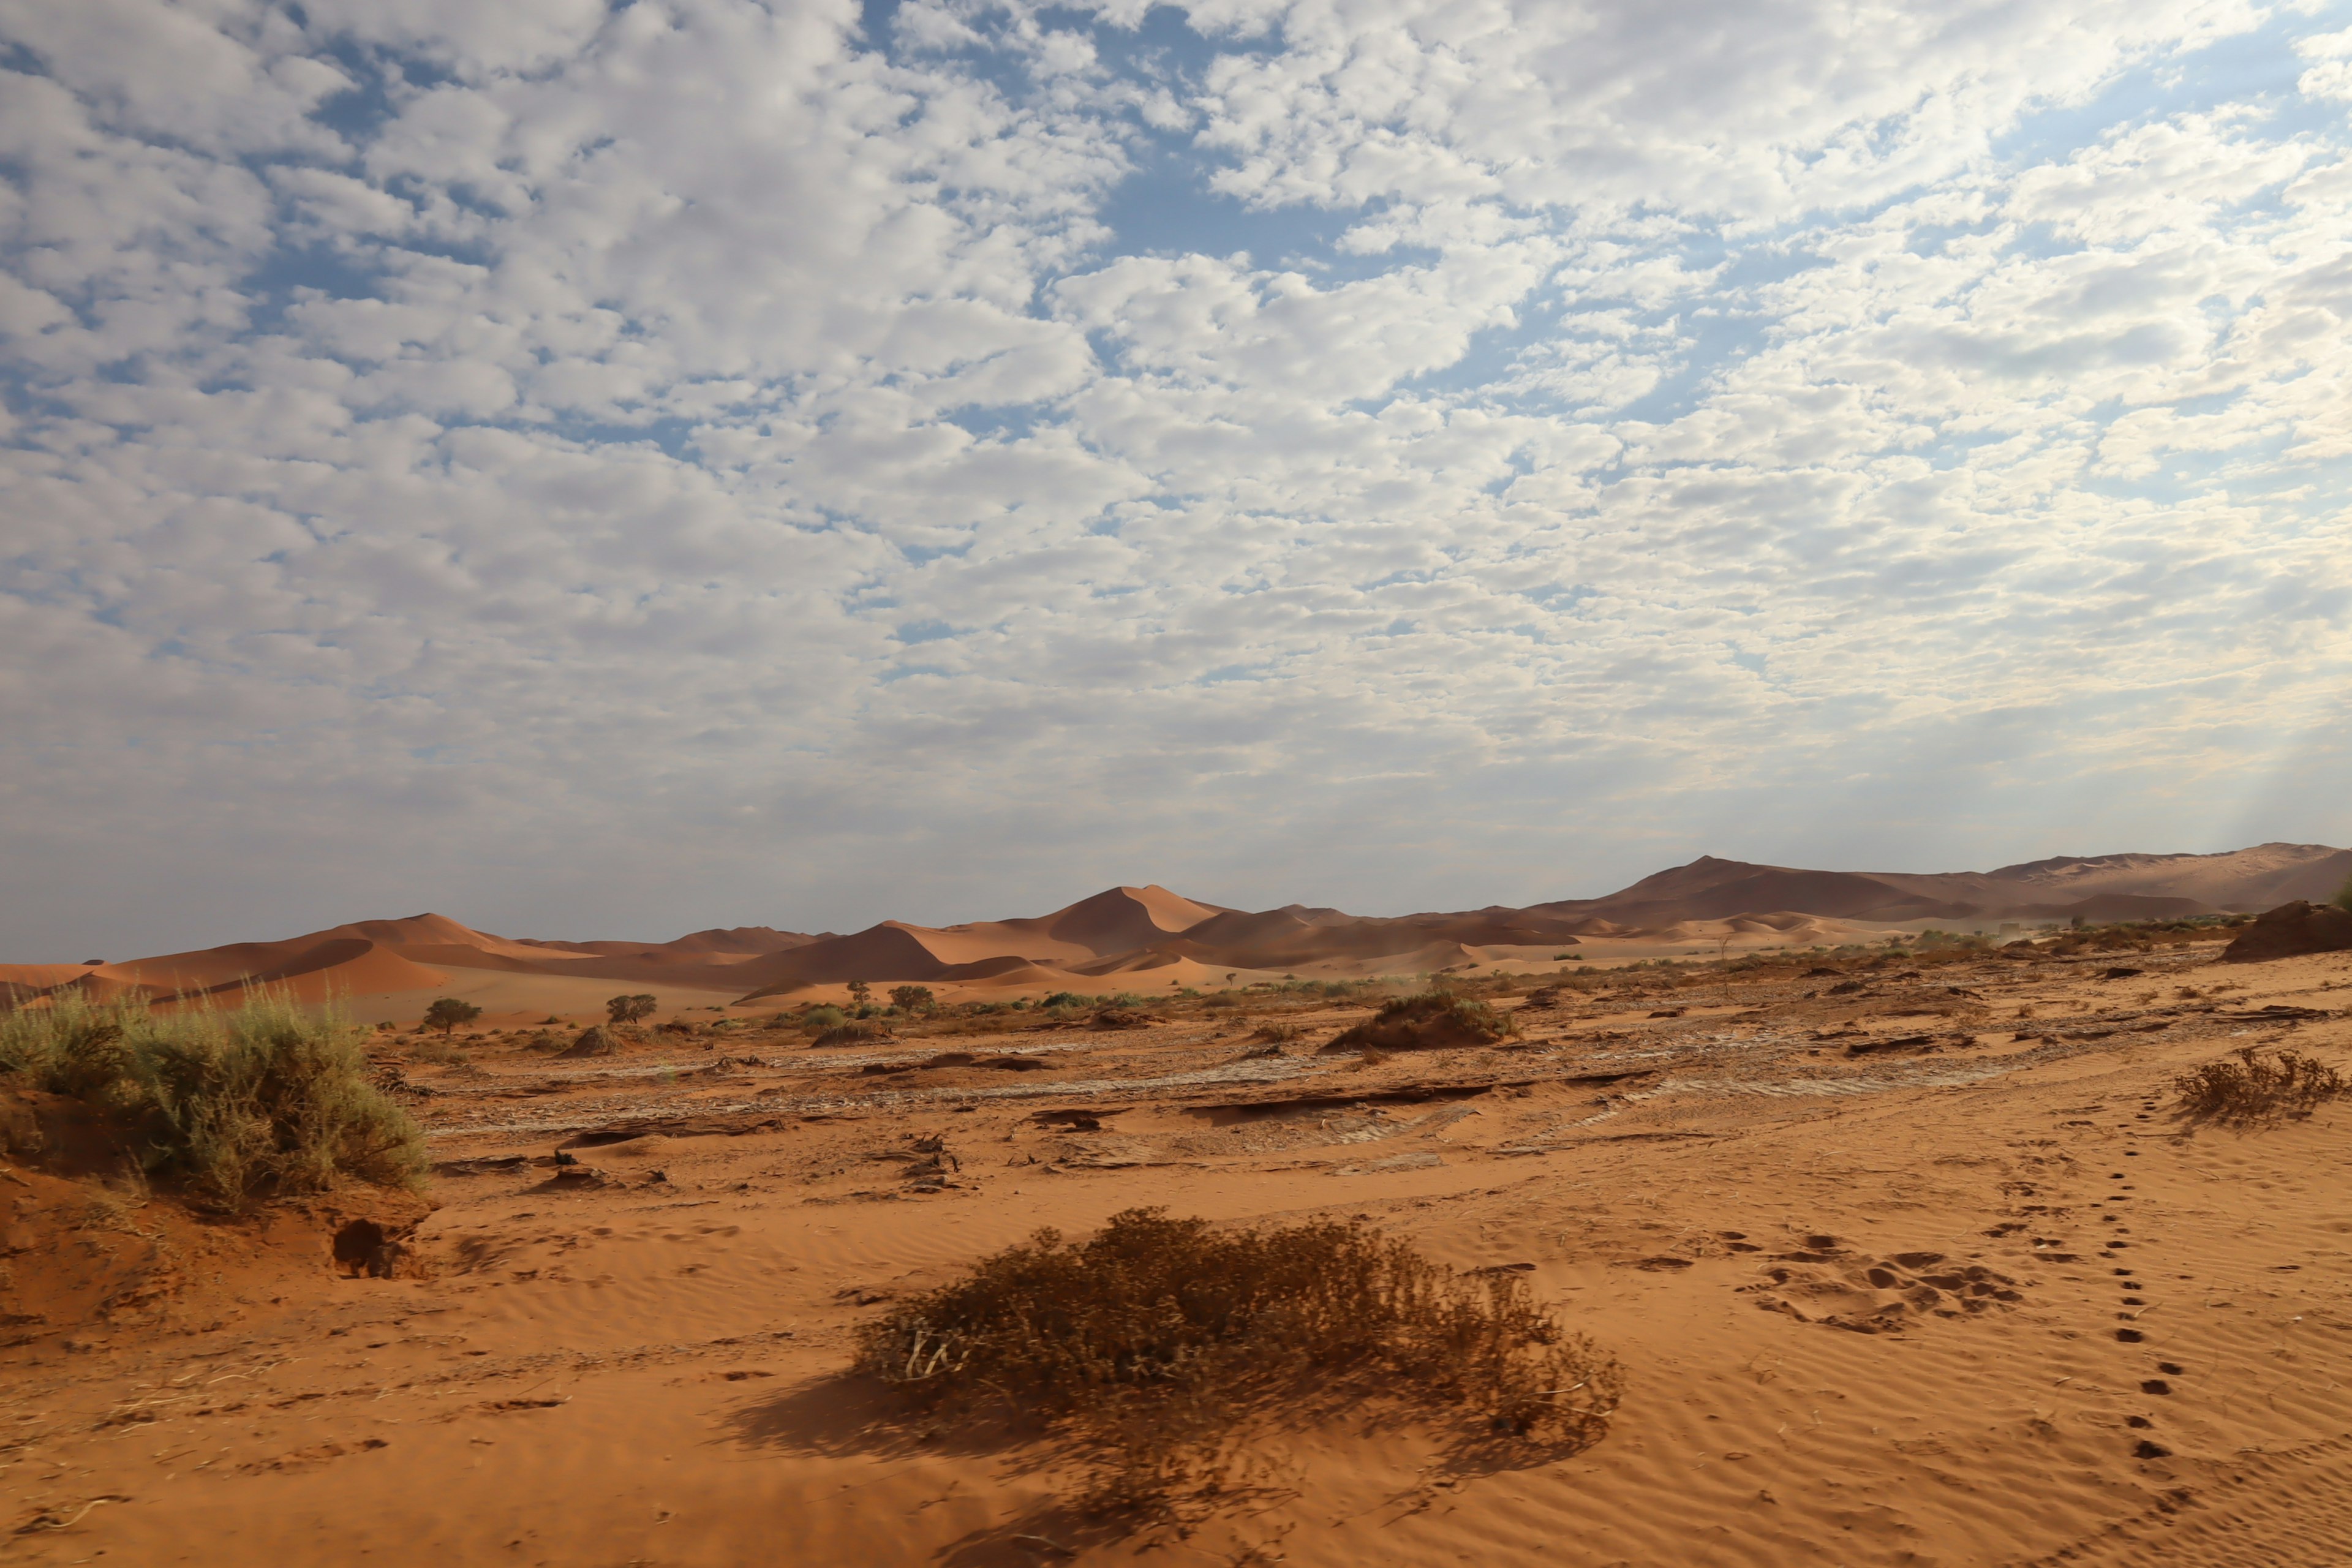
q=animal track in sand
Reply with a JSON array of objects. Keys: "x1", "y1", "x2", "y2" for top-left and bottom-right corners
[{"x1": 1741, "y1": 1237, "x2": 2023, "y2": 1333}]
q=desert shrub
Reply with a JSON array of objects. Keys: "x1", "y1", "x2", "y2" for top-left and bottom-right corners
[
  {"x1": 1250, "y1": 1020, "x2": 1300, "y2": 1044},
  {"x1": 2335, "y1": 875, "x2": 2352, "y2": 915},
  {"x1": 423, "y1": 997, "x2": 481, "y2": 1036},
  {"x1": 1322, "y1": 992, "x2": 1514, "y2": 1054},
  {"x1": 0, "y1": 991, "x2": 425, "y2": 1209},
  {"x1": 799, "y1": 1005, "x2": 848, "y2": 1032},
  {"x1": 2173, "y1": 1046, "x2": 2348, "y2": 1121},
  {"x1": 889, "y1": 985, "x2": 935, "y2": 1013},
  {"x1": 856, "y1": 1208, "x2": 1619, "y2": 1512},
  {"x1": 812, "y1": 1019, "x2": 892, "y2": 1047},
  {"x1": 606, "y1": 993, "x2": 658, "y2": 1027}
]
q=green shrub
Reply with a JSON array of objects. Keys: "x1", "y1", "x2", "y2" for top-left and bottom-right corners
[
  {"x1": 0, "y1": 991, "x2": 425, "y2": 1209},
  {"x1": 857, "y1": 1208, "x2": 1620, "y2": 1512},
  {"x1": 423, "y1": 997, "x2": 481, "y2": 1036},
  {"x1": 799, "y1": 1005, "x2": 848, "y2": 1032},
  {"x1": 2334, "y1": 875, "x2": 2352, "y2": 915}
]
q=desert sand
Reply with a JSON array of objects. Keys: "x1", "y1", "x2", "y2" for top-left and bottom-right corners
[{"x1": 8, "y1": 911, "x2": 2352, "y2": 1566}]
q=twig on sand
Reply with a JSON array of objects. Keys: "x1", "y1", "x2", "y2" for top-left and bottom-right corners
[{"x1": 15, "y1": 1494, "x2": 129, "y2": 1534}]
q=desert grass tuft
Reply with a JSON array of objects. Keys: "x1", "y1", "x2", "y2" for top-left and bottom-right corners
[
  {"x1": 2173, "y1": 1045, "x2": 2348, "y2": 1121},
  {"x1": 855, "y1": 1208, "x2": 1621, "y2": 1513},
  {"x1": 0, "y1": 990, "x2": 426, "y2": 1209}
]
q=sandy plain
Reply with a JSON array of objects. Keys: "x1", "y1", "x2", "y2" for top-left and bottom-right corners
[{"x1": 8, "y1": 933, "x2": 2352, "y2": 1567}]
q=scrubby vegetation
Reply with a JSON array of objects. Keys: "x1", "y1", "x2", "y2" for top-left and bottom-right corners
[
  {"x1": 2335, "y1": 875, "x2": 2352, "y2": 915},
  {"x1": 856, "y1": 1208, "x2": 1621, "y2": 1512},
  {"x1": 0, "y1": 992, "x2": 426, "y2": 1209},
  {"x1": 812, "y1": 1019, "x2": 891, "y2": 1047},
  {"x1": 423, "y1": 997, "x2": 481, "y2": 1036},
  {"x1": 1324, "y1": 990, "x2": 1514, "y2": 1053},
  {"x1": 2173, "y1": 1046, "x2": 2349, "y2": 1121}
]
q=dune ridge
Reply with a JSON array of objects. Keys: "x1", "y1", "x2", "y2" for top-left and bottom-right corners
[{"x1": 3, "y1": 845, "x2": 2341, "y2": 1023}]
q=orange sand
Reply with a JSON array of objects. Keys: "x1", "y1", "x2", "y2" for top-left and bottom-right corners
[{"x1": 9, "y1": 934, "x2": 2352, "y2": 1565}]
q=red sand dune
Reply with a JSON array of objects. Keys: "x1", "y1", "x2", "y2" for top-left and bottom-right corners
[{"x1": 9, "y1": 845, "x2": 2343, "y2": 1018}]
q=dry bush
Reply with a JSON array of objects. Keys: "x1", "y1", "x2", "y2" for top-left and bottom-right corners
[
  {"x1": 855, "y1": 1208, "x2": 1621, "y2": 1513},
  {"x1": 2173, "y1": 1046, "x2": 2348, "y2": 1121},
  {"x1": 0, "y1": 991, "x2": 424, "y2": 1209},
  {"x1": 1322, "y1": 992, "x2": 1513, "y2": 1054},
  {"x1": 812, "y1": 1019, "x2": 892, "y2": 1047},
  {"x1": 1250, "y1": 1020, "x2": 1300, "y2": 1044}
]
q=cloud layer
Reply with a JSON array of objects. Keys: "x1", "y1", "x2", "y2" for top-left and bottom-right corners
[{"x1": 4, "y1": 0, "x2": 2350, "y2": 956}]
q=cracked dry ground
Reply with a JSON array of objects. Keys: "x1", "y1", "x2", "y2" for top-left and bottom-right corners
[{"x1": 10, "y1": 942, "x2": 2352, "y2": 1567}]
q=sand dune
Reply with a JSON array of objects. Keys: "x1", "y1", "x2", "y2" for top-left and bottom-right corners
[
  {"x1": 10, "y1": 846, "x2": 2342, "y2": 1027},
  {"x1": 1544, "y1": 843, "x2": 2350, "y2": 927},
  {"x1": 519, "y1": 925, "x2": 824, "y2": 959}
]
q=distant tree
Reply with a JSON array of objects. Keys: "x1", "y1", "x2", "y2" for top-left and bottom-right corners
[
  {"x1": 606, "y1": 993, "x2": 658, "y2": 1027},
  {"x1": 847, "y1": 980, "x2": 872, "y2": 1011},
  {"x1": 889, "y1": 985, "x2": 934, "y2": 1014},
  {"x1": 423, "y1": 998, "x2": 481, "y2": 1038}
]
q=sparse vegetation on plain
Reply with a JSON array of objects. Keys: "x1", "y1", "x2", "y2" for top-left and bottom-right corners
[
  {"x1": 606, "y1": 993, "x2": 657, "y2": 1027},
  {"x1": 0, "y1": 991, "x2": 425, "y2": 1209},
  {"x1": 812, "y1": 1019, "x2": 891, "y2": 1047},
  {"x1": 2173, "y1": 1046, "x2": 2349, "y2": 1121},
  {"x1": 856, "y1": 1208, "x2": 1621, "y2": 1513}
]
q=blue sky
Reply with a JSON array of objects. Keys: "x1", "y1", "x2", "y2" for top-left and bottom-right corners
[{"x1": 3, "y1": 0, "x2": 2351, "y2": 956}]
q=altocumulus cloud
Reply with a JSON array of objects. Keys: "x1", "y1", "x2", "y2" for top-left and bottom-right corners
[{"x1": 2, "y1": 0, "x2": 2350, "y2": 957}]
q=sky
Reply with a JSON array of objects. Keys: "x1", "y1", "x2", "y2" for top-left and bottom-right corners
[{"x1": 5, "y1": 0, "x2": 2352, "y2": 959}]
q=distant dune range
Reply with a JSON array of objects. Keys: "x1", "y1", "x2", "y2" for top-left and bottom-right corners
[{"x1": 5, "y1": 843, "x2": 2345, "y2": 1023}]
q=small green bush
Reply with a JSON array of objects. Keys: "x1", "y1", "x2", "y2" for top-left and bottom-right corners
[
  {"x1": 799, "y1": 1005, "x2": 848, "y2": 1032},
  {"x1": 0, "y1": 991, "x2": 425, "y2": 1209},
  {"x1": 423, "y1": 997, "x2": 481, "y2": 1036},
  {"x1": 606, "y1": 993, "x2": 658, "y2": 1027},
  {"x1": 2334, "y1": 875, "x2": 2352, "y2": 916}
]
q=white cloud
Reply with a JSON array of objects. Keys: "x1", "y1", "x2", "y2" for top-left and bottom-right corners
[{"x1": 2, "y1": 0, "x2": 2350, "y2": 958}]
